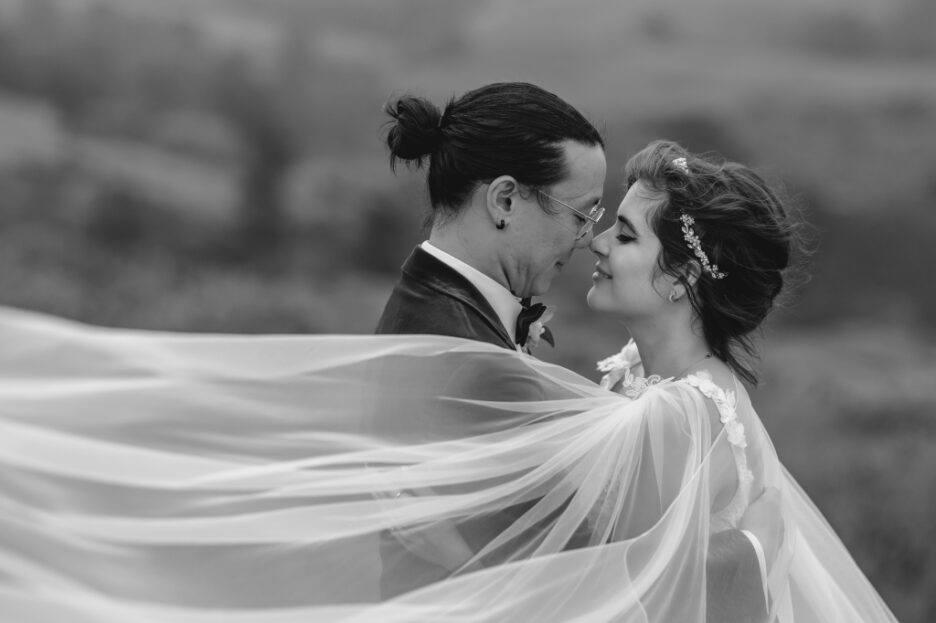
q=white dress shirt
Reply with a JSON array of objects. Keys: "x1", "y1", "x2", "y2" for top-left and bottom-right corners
[{"x1": 420, "y1": 241, "x2": 523, "y2": 348}]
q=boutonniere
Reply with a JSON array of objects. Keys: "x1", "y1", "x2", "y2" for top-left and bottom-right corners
[{"x1": 524, "y1": 305, "x2": 556, "y2": 353}]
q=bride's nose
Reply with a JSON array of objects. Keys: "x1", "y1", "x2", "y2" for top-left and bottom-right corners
[{"x1": 589, "y1": 227, "x2": 610, "y2": 256}]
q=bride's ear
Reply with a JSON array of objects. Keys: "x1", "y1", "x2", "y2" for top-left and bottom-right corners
[
  {"x1": 671, "y1": 261, "x2": 702, "y2": 300},
  {"x1": 683, "y1": 260, "x2": 702, "y2": 289}
]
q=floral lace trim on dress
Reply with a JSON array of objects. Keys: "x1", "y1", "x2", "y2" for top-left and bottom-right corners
[
  {"x1": 597, "y1": 341, "x2": 680, "y2": 399},
  {"x1": 597, "y1": 340, "x2": 643, "y2": 395},
  {"x1": 686, "y1": 371, "x2": 753, "y2": 528}
]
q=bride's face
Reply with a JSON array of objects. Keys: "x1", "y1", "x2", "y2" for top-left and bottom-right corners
[{"x1": 586, "y1": 180, "x2": 673, "y2": 316}]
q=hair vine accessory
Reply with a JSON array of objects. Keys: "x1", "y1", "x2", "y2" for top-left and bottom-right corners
[
  {"x1": 679, "y1": 214, "x2": 727, "y2": 280},
  {"x1": 672, "y1": 157, "x2": 690, "y2": 174}
]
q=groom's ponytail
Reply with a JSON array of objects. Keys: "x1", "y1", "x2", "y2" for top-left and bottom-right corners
[{"x1": 382, "y1": 83, "x2": 603, "y2": 223}]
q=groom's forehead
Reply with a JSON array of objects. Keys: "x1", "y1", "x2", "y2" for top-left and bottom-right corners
[{"x1": 563, "y1": 142, "x2": 606, "y2": 182}]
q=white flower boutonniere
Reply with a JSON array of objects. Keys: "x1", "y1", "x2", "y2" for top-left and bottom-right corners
[{"x1": 524, "y1": 305, "x2": 555, "y2": 353}]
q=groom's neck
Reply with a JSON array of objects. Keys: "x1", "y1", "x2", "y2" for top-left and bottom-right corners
[{"x1": 428, "y1": 225, "x2": 510, "y2": 291}]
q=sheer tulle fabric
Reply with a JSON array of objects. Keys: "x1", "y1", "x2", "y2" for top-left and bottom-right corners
[{"x1": 0, "y1": 307, "x2": 895, "y2": 622}]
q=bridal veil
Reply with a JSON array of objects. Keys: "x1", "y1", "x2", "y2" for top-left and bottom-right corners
[{"x1": 0, "y1": 307, "x2": 896, "y2": 622}]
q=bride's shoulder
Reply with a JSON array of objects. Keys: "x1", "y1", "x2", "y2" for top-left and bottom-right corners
[
  {"x1": 678, "y1": 365, "x2": 749, "y2": 447},
  {"x1": 678, "y1": 360, "x2": 741, "y2": 411},
  {"x1": 682, "y1": 369, "x2": 738, "y2": 412},
  {"x1": 596, "y1": 339, "x2": 641, "y2": 391}
]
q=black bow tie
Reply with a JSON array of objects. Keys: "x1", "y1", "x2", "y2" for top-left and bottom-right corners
[{"x1": 515, "y1": 298, "x2": 555, "y2": 348}]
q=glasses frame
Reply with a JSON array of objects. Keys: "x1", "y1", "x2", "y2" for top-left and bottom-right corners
[{"x1": 536, "y1": 189, "x2": 605, "y2": 239}]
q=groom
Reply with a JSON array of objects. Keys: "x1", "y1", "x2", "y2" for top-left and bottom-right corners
[{"x1": 376, "y1": 82, "x2": 774, "y2": 617}]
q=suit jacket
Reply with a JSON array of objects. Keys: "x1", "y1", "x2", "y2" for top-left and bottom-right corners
[
  {"x1": 375, "y1": 247, "x2": 567, "y2": 598},
  {"x1": 375, "y1": 245, "x2": 515, "y2": 350}
]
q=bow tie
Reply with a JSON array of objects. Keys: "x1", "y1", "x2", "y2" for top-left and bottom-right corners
[{"x1": 515, "y1": 298, "x2": 555, "y2": 348}]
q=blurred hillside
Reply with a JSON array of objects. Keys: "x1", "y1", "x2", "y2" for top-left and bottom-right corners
[{"x1": 0, "y1": 0, "x2": 933, "y2": 620}]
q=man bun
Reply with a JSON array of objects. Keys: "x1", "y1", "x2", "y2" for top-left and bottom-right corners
[{"x1": 384, "y1": 96, "x2": 444, "y2": 169}]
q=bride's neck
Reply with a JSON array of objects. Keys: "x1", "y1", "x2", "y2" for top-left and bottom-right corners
[{"x1": 629, "y1": 321, "x2": 710, "y2": 379}]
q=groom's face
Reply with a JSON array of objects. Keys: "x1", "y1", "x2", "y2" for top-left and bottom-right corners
[{"x1": 506, "y1": 141, "x2": 606, "y2": 298}]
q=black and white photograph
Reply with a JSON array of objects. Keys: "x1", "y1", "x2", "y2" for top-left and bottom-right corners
[{"x1": 0, "y1": 1, "x2": 931, "y2": 621}]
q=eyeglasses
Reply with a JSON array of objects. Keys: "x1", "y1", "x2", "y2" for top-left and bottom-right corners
[{"x1": 537, "y1": 190, "x2": 605, "y2": 239}]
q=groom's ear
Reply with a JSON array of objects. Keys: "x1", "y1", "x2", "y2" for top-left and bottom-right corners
[{"x1": 485, "y1": 175, "x2": 519, "y2": 225}]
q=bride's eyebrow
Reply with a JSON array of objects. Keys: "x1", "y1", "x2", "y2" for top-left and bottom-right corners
[{"x1": 617, "y1": 214, "x2": 638, "y2": 234}]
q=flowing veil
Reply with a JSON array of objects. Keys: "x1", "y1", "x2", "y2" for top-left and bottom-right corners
[{"x1": 0, "y1": 307, "x2": 896, "y2": 622}]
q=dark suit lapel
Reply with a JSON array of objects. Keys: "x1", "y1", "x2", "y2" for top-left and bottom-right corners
[{"x1": 402, "y1": 247, "x2": 515, "y2": 350}]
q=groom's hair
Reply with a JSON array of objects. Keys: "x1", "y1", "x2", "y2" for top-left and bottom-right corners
[
  {"x1": 383, "y1": 82, "x2": 603, "y2": 223},
  {"x1": 624, "y1": 140, "x2": 808, "y2": 385}
]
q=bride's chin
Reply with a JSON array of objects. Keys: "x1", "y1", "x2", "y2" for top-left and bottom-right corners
[
  {"x1": 585, "y1": 287, "x2": 602, "y2": 309},
  {"x1": 587, "y1": 289, "x2": 621, "y2": 313}
]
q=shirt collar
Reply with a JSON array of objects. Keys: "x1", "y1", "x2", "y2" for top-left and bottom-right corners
[{"x1": 420, "y1": 241, "x2": 523, "y2": 344}]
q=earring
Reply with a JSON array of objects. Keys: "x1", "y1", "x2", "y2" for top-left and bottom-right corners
[
  {"x1": 668, "y1": 290, "x2": 679, "y2": 303},
  {"x1": 496, "y1": 220, "x2": 506, "y2": 230}
]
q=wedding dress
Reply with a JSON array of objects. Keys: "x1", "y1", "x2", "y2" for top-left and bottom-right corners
[{"x1": 0, "y1": 307, "x2": 897, "y2": 622}]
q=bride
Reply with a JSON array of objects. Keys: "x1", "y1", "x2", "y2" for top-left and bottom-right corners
[{"x1": 0, "y1": 140, "x2": 898, "y2": 620}]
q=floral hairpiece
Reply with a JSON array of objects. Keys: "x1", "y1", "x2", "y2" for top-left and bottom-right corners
[
  {"x1": 679, "y1": 214, "x2": 727, "y2": 280},
  {"x1": 672, "y1": 157, "x2": 690, "y2": 174}
]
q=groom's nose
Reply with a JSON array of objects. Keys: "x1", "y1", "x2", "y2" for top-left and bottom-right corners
[{"x1": 574, "y1": 228, "x2": 594, "y2": 249}]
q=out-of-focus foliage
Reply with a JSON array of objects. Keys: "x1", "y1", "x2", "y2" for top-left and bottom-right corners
[{"x1": 0, "y1": 0, "x2": 933, "y2": 620}]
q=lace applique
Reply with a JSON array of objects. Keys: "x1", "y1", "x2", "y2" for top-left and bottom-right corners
[
  {"x1": 597, "y1": 340, "x2": 678, "y2": 398},
  {"x1": 686, "y1": 371, "x2": 753, "y2": 527},
  {"x1": 597, "y1": 340, "x2": 643, "y2": 393},
  {"x1": 617, "y1": 370, "x2": 673, "y2": 399}
]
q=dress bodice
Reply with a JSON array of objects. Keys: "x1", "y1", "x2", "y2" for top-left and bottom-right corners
[{"x1": 597, "y1": 341, "x2": 753, "y2": 531}]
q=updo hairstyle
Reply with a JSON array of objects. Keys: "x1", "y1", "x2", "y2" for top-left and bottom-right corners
[{"x1": 624, "y1": 140, "x2": 804, "y2": 385}]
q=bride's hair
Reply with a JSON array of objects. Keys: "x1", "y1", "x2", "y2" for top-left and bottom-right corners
[
  {"x1": 624, "y1": 140, "x2": 805, "y2": 385},
  {"x1": 383, "y1": 82, "x2": 603, "y2": 223}
]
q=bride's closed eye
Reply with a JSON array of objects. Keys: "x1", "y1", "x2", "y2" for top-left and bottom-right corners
[{"x1": 615, "y1": 214, "x2": 638, "y2": 243}]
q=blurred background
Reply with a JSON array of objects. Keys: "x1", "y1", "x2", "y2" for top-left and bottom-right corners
[{"x1": 0, "y1": 0, "x2": 932, "y2": 619}]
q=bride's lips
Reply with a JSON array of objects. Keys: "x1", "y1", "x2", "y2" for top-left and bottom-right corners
[{"x1": 592, "y1": 264, "x2": 612, "y2": 280}]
